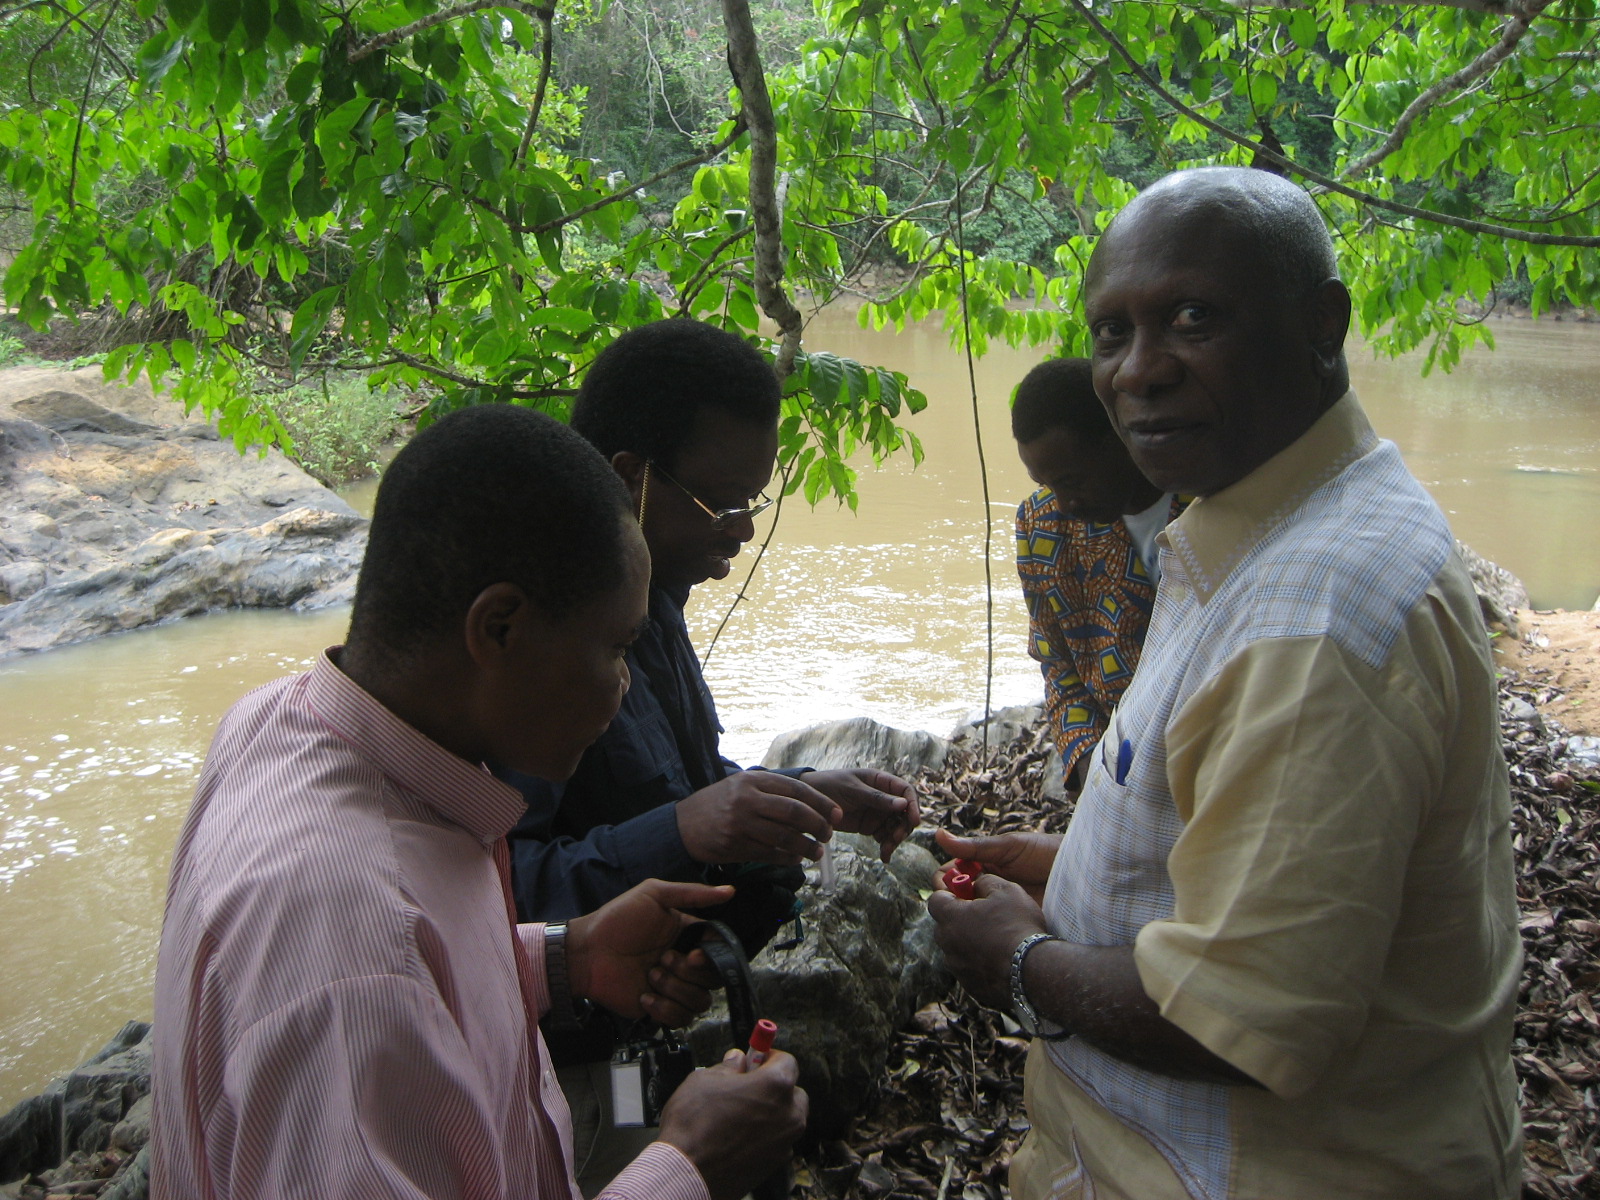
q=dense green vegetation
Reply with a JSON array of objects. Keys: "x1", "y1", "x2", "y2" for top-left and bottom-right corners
[{"x1": 1, "y1": 0, "x2": 1596, "y2": 492}]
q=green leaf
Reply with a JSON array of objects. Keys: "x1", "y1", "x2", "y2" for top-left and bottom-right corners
[
  {"x1": 284, "y1": 59, "x2": 319, "y2": 103},
  {"x1": 240, "y1": 0, "x2": 270, "y2": 50},
  {"x1": 527, "y1": 306, "x2": 595, "y2": 335},
  {"x1": 206, "y1": 0, "x2": 241, "y2": 43},
  {"x1": 165, "y1": 0, "x2": 203, "y2": 31},
  {"x1": 137, "y1": 32, "x2": 186, "y2": 86}
]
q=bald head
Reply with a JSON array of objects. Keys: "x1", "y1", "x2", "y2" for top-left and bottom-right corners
[
  {"x1": 1111, "y1": 167, "x2": 1339, "y2": 304},
  {"x1": 1082, "y1": 168, "x2": 1352, "y2": 497}
]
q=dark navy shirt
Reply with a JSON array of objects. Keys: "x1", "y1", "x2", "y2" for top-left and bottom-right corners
[{"x1": 504, "y1": 584, "x2": 743, "y2": 922}]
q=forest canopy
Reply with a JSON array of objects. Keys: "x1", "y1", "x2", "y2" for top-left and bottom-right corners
[{"x1": 1, "y1": 0, "x2": 1596, "y2": 498}]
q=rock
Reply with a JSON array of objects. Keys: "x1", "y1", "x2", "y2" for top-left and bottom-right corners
[
  {"x1": 685, "y1": 834, "x2": 950, "y2": 1137},
  {"x1": 1564, "y1": 736, "x2": 1600, "y2": 767},
  {"x1": 0, "y1": 367, "x2": 367, "y2": 661},
  {"x1": 1455, "y1": 541, "x2": 1529, "y2": 637},
  {"x1": 950, "y1": 704, "x2": 1043, "y2": 750},
  {"x1": 0, "y1": 561, "x2": 47, "y2": 603},
  {"x1": 1503, "y1": 697, "x2": 1543, "y2": 733},
  {"x1": 1041, "y1": 743, "x2": 1069, "y2": 803},
  {"x1": 107, "y1": 1098, "x2": 148, "y2": 1156},
  {"x1": 0, "y1": 1024, "x2": 150, "y2": 1186},
  {"x1": 99, "y1": 1146, "x2": 149, "y2": 1200},
  {"x1": 762, "y1": 716, "x2": 950, "y2": 777}
]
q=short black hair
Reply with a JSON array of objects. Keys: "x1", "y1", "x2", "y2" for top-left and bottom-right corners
[
  {"x1": 1010, "y1": 357, "x2": 1116, "y2": 446},
  {"x1": 348, "y1": 405, "x2": 635, "y2": 654},
  {"x1": 571, "y1": 319, "x2": 781, "y2": 467}
]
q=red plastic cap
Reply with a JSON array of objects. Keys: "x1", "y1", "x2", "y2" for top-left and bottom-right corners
[
  {"x1": 947, "y1": 871, "x2": 976, "y2": 900},
  {"x1": 954, "y1": 859, "x2": 984, "y2": 877},
  {"x1": 748, "y1": 1018, "x2": 778, "y2": 1055}
]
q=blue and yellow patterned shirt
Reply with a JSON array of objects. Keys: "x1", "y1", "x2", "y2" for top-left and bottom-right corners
[{"x1": 1015, "y1": 489, "x2": 1188, "y2": 783}]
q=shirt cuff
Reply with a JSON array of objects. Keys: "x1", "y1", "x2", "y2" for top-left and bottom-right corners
[
  {"x1": 595, "y1": 1141, "x2": 710, "y2": 1200},
  {"x1": 514, "y1": 922, "x2": 552, "y2": 1019}
]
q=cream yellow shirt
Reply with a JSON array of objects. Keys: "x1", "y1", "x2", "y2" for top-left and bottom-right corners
[{"x1": 1029, "y1": 394, "x2": 1522, "y2": 1200}]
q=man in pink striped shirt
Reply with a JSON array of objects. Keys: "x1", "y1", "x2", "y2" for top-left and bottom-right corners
[{"x1": 151, "y1": 406, "x2": 807, "y2": 1199}]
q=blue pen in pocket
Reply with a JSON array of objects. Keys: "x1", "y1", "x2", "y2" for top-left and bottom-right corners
[{"x1": 1115, "y1": 738, "x2": 1133, "y2": 785}]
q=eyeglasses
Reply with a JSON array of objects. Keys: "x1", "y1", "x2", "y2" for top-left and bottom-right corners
[{"x1": 646, "y1": 461, "x2": 775, "y2": 531}]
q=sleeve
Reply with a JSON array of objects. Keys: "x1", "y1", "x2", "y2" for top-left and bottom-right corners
[
  {"x1": 1133, "y1": 632, "x2": 1445, "y2": 1099},
  {"x1": 508, "y1": 802, "x2": 693, "y2": 923},
  {"x1": 1016, "y1": 498, "x2": 1104, "y2": 782},
  {"x1": 223, "y1": 975, "x2": 557, "y2": 1199},
  {"x1": 597, "y1": 1143, "x2": 710, "y2": 1200}
]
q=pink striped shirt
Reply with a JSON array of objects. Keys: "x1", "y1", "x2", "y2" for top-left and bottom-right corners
[{"x1": 151, "y1": 650, "x2": 709, "y2": 1200}]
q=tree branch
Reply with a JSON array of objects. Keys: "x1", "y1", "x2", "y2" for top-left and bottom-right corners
[
  {"x1": 721, "y1": 0, "x2": 803, "y2": 380},
  {"x1": 514, "y1": 0, "x2": 556, "y2": 168},
  {"x1": 1341, "y1": 0, "x2": 1552, "y2": 179},
  {"x1": 1068, "y1": 0, "x2": 1600, "y2": 248},
  {"x1": 521, "y1": 120, "x2": 746, "y2": 234},
  {"x1": 347, "y1": 0, "x2": 554, "y2": 64}
]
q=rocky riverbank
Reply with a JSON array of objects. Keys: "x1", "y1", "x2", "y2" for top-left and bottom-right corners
[
  {"x1": 0, "y1": 367, "x2": 367, "y2": 661},
  {"x1": 6, "y1": 675, "x2": 1596, "y2": 1200}
]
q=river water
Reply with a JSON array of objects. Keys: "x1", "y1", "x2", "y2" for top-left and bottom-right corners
[{"x1": 2, "y1": 313, "x2": 1598, "y2": 1107}]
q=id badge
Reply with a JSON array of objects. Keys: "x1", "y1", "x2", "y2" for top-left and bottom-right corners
[{"x1": 610, "y1": 1058, "x2": 646, "y2": 1128}]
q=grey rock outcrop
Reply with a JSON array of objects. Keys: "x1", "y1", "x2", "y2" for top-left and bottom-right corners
[
  {"x1": 685, "y1": 833, "x2": 949, "y2": 1136},
  {"x1": 1456, "y1": 540, "x2": 1530, "y2": 636},
  {"x1": 762, "y1": 715, "x2": 950, "y2": 777},
  {"x1": 0, "y1": 367, "x2": 367, "y2": 660},
  {"x1": 0, "y1": 1022, "x2": 151, "y2": 1185}
]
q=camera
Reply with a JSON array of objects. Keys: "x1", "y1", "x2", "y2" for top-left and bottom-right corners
[{"x1": 610, "y1": 1031, "x2": 696, "y2": 1127}]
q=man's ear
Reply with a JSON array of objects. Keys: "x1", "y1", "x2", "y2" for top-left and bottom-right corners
[
  {"x1": 1307, "y1": 278, "x2": 1352, "y2": 378},
  {"x1": 462, "y1": 582, "x2": 534, "y2": 667},
  {"x1": 611, "y1": 451, "x2": 647, "y2": 504}
]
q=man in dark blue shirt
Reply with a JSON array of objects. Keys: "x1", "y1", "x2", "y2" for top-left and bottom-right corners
[{"x1": 505, "y1": 318, "x2": 919, "y2": 1193}]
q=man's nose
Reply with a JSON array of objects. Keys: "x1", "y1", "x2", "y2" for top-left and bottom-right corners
[
  {"x1": 723, "y1": 511, "x2": 758, "y2": 543},
  {"x1": 1112, "y1": 327, "x2": 1181, "y2": 397}
]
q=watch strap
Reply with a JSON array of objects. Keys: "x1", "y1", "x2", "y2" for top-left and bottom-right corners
[
  {"x1": 543, "y1": 922, "x2": 592, "y2": 1032},
  {"x1": 1009, "y1": 932, "x2": 1071, "y2": 1041}
]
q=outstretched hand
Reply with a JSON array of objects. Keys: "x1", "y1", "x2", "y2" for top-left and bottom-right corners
[
  {"x1": 804, "y1": 768, "x2": 921, "y2": 861},
  {"x1": 676, "y1": 772, "x2": 843, "y2": 866},
  {"x1": 566, "y1": 880, "x2": 733, "y2": 1026}
]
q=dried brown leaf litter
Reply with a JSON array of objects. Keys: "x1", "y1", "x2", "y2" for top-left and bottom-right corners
[{"x1": 794, "y1": 672, "x2": 1599, "y2": 1200}]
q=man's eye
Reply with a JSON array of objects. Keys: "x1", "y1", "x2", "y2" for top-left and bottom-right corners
[
  {"x1": 1172, "y1": 304, "x2": 1208, "y2": 327},
  {"x1": 1091, "y1": 320, "x2": 1126, "y2": 342}
]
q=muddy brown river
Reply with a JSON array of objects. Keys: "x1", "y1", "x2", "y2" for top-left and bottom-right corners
[{"x1": 3, "y1": 313, "x2": 1598, "y2": 1106}]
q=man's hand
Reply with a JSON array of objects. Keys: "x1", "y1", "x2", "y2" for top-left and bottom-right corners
[
  {"x1": 935, "y1": 827, "x2": 1062, "y2": 905},
  {"x1": 927, "y1": 873, "x2": 1048, "y2": 1011},
  {"x1": 676, "y1": 772, "x2": 843, "y2": 865},
  {"x1": 804, "y1": 769, "x2": 920, "y2": 861},
  {"x1": 565, "y1": 880, "x2": 733, "y2": 1026},
  {"x1": 657, "y1": 1049, "x2": 808, "y2": 1200}
]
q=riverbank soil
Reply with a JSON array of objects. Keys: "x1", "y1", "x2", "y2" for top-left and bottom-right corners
[
  {"x1": 1499, "y1": 609, "x2": 1600, "y2": 737},
  {"x1": 790, "y1": 690, "x2": 1600, "y2": 1200}
]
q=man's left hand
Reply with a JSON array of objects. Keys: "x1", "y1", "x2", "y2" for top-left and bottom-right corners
[
  {"x1": 927, "y1": 874, "x2": 1048, "y2": 1011},
  {"x1": 803, "y1": 769, "x2": 921, "y2": 861},
  {"x1": 566, "y1": 880, "x2": 733, "y2": 1026}
]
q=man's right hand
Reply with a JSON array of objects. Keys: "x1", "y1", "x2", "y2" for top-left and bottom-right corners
[
  {"x1": 935, "y1": 827, "x2": 1063, "y2": 905},
  {"x1": 676, "y1": 773, "x2": 843, "y2": 865},
  {"x1": 656, "y1": 1049, "x2": 808, "y2": 1200}
]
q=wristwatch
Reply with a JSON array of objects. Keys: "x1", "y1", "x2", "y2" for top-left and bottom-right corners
[
  {"x1": 1009, "y1": 932, "x2": 1071, "y2": 1041},
  {"x1": 542, "y1": 922, "x2": 592, "y2": 1032}
]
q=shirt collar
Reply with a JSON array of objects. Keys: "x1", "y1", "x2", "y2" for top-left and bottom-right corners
[
  {"x1": 303, "y1": 649, "x2": 527, "y2": 843},
  {"x1": 1161, "y1": 392, "x2": 1378, "y2": 601}
]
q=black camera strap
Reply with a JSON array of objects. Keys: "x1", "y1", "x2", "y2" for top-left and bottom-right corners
[{"x1": 674, "y1": 918, "x2": 761, "y2": 1050}]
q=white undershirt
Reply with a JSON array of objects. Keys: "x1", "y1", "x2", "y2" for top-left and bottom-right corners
[{"x1": 1120, "y1": 493, "x2": 1175, "y2": 587}]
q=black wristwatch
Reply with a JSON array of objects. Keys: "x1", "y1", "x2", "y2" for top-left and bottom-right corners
[
  {"x1": 543, "y1": 922, "x2": 593, "y2": 1032},
  {"x1": 1009, "y1": 932, "x2": 1071, "y2": 1041}
]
